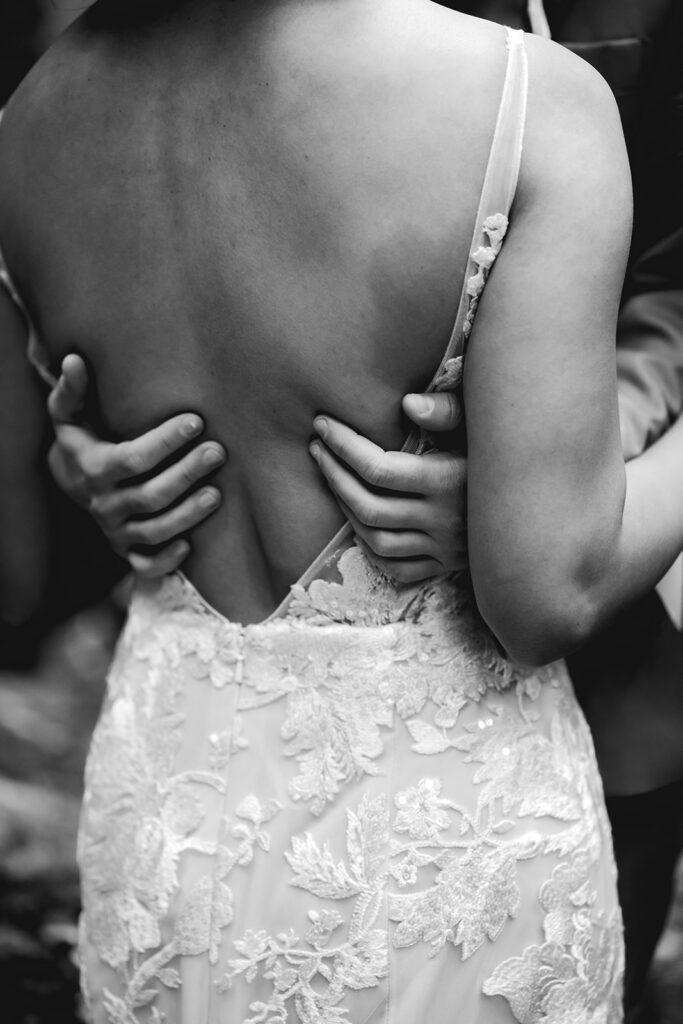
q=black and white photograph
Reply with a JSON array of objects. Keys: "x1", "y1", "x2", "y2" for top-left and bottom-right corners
[{"x1": 1, "y1": 2, "x2": 682, "y2": 1022}]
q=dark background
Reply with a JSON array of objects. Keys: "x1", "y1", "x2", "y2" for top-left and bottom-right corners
[
  {"x1": 0, "y1": 3, "x2": 682, "y2": 1023},
  {"x1": 1, "y1": 6, "x2": 128, "y2": 1023}
]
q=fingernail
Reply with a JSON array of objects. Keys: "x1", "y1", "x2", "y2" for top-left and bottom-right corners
[
  {"x1": 182, "y1": 416, "x2": 203, "y2": 438},
  {"x1": 313, "y1": 417, "x2": 328, "y2": 439},
  {"x1": 174, "y1": 540, "x2": 190, "y2": 557},
  {"x1": 200, "y1": 488, "x2": 219, "y2": 509},
  {"x1": 203, "y1": 445, "x2": 225, "y2": 467},
  {"x1": 309, "y1": 442, "x2": 321, "y2": 461},
  {"x1": 407, "y1": 395, "x2": 435, "y2": 415}
]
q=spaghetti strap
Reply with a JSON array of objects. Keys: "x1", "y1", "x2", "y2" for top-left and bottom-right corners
[
  {"x1": 406, "y1": 26, "x2": 528, "y2": 451},
  {"x1": 292, "y1": 27, "x2": 529, "y2": 596}
]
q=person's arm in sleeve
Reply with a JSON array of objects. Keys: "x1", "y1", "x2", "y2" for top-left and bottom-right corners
[{"x1": 616, "y1": 1, "x2": 683, "y2": 462}]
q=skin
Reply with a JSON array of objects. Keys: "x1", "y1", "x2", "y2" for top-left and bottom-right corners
[
  {"x1": 47, "y1": 355, "x2": 467, "y2": 582},
  {"x1": 2, "y1": 0, "x2": 504, "y2": 627},
  {"x1": 4, "y1": 0, "x2": 683, "y2": 665},
  {"x1": 48, "y1": 354, "x2": 226, "y2": 578}
]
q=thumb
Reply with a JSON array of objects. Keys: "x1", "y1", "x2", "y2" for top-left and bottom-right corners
[
  {"x1": 402, "y1": 390, "x2": 462, "y2": 432},
  {"x1": 47, "y1": 353, "x2": 90, "y2": 424}
]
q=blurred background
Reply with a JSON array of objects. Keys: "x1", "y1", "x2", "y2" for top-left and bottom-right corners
[
  {"x1": 0, "y1": 3, "x2": 682, "y2": 1023},
  {"x1": 1, "y1": 8, "x2": 121, "y2": 1024}
]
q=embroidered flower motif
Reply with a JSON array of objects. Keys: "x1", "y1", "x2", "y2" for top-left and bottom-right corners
[
  {"x1": 304, "y1": 909, "x2": 345, "y2": 948},
  {"x1": 393, "y1": 778, "x2": 451, "y2": 840},
  {"x1": 390, "y1": 856, "x2": 419, "y2": 889},
  {"x1": 453, "y1": 703, "x2": 584, "y2": 823},
  {"x1": 463, "y1": 212, "x2": 509, "y2": 340},
  {"x1": 79, "y1": 546, "x2": 622, "y2": 1024},
  {"x1": 289, "y1": 545, "x2": 425, "y2": 626},
  {"x1": 390, "y1": 844, "x2": 523, "y2": 959},
  {"x1": 434, "y1": 355, "x2": 464, "y2": 393},
  {"x1": 483, "y1": 854, "x2": 624, "y2": 1022},
  {"x1": 220, "y1": 795, "x2": 389, "y2": 1020}
]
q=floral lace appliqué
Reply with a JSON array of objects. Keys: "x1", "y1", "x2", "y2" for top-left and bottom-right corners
[
  {"x1": 483, "y1": 852, "x2": 623, "y2": 1023},
  {"x1": 79, "y1": 563, "x2": 622, "y2": 1024},
  {"x1": 463, "y1": 211, "x2": 509, "y2": 341},
  {"x1": 218, "y1": 793, "x2": 390, "y2": 1023}
]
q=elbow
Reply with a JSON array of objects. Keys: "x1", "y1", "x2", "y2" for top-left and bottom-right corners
[
  {"x1": 477, "y1": 580, "x2": 605, "y2": 669},
  {"x1": 471, "y1": 500, "x2": 628, "y2": 668}
]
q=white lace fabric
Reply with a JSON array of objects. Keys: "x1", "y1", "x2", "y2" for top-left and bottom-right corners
[{"x1": 79, "y1": 555, "x2": 623, "y2": 1023}]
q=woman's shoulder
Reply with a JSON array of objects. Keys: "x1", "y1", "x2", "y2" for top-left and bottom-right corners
[
  {"x1": 0, "y1": 18, "x2": 130, "y2": 243},
  {"x1": 1, "y1": 19, "x2": 104, "y2": 135},
  {"x1": 518, "y1": 31, "x2": 629, "y2": 213},
  {"x1": 524, "y1": 29, "x2": 620, "y2": 119}
]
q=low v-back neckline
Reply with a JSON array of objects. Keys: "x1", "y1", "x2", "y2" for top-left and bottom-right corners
[
  {"x1": 0, "y1": 28, "x2": 528, "y2": 631},
  {"x1": 174, "y1": 25, "x2": 529, "y2": 629}
]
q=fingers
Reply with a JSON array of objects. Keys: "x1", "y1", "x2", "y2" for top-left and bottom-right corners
[
  {"x1": 88, "y1": 442, "x2": 226, "y2": 526},
  {"x1": 356, "y1": 538, "x2": 443, "y2": 584},
  {"x1": 99, "y1": 413, "x2": 207, "y2": 483},
  {"x1": 341, "y1": 496, "x2": 468, "y2": 575},
  {"x1": 417, "y1": 450, "x2": 467, "y2": 498},
  {"x1": 47, "y1": 354, "x2": 89, "y2": 424},
  {"x1": 337, "y1": 498, "x2": 440, "y2": 562},
  {"x1": 127, "y1": 540, "x2": 190, "y2": 579},
  {"x1": 310, "y1": 440, "x2": 434, "y2": 530},
  {"x1": 47, "y1": 440, "x2": 75, "y2": 496},
  {"x1": 116, "y1": 486, "x2": 220, "y2": 550},
  {"x1": 55, "y1": 413, "x2": 210, "y2": 492},
  {"x1": 312, "y1": 416, "x2": 430, "y2": 493},
  {"x1": 402, "y1": 391, "x2": 462, "y2": 433},
  {"x1": 47, "y1": 432, "x2": 97, "y2": 508}
]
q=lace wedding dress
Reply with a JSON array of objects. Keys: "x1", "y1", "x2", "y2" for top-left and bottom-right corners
[{"x1": 0, "y1": 27, "x2": 623, "y2": 1024}]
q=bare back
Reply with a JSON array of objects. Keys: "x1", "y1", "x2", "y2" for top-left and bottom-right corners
[
  {"x1": 0, "y1": 0, "x2": 532, "y2": 621},
  {"x1": 0, "y1": 0, "x2": 512, "y2": 621}
]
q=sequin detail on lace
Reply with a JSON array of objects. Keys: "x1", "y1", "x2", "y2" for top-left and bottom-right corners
[{"x1": 78, "y1": 558, "x2": 623, "y2": 1024}]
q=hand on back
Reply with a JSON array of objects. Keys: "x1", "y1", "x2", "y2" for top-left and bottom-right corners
[
  {"x1": 309, "y1": 392, "x2": 467, "y2": 582},
  {"x1": 47, "y1": 355, "x2": 226, "y2": 578},
  {"x1": 47, "y1": 357, "x2": 467, "y2": 582}
]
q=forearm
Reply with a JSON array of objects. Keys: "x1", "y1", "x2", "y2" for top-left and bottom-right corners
[
  {"x1": 472, "y1": 408, "x2": 683, "y2": 670},
  {"x1": 617, "y1": 289, "x2": 683, "y2": 461},
  {"x1": 499, "y1": 417, "x2": 683, "y2": 667},
  {"x1": 606, "y1": 415, "x2": 683, "y2": 615}
]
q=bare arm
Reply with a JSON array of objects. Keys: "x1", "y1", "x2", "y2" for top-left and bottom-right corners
[{"x1": 465, "y1": 41, "x2": 683, "y2": 665}]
